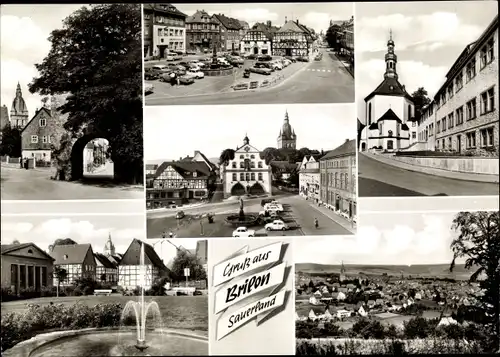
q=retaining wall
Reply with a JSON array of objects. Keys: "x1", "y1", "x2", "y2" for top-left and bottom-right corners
[{"x1": 390, "y1": 155, "x2": 499, "y2": 175}]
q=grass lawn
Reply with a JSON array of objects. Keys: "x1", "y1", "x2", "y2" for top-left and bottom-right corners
[{"x1": 1, "y1": 295, "x2": 208, "y2": 334}]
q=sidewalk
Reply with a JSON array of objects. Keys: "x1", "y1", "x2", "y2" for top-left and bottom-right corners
[
  {"x1": 364, "y1": 152, "x2": 499, "y2": 183},
  {"x1": 332, "y1": 53, "x2": 353, "y2": 78},
  {"x1": 1, "y1": 163, "x2": 53, "y2": 174},
  {"x1": 307, "y1": 200, "x2": 356, "y2": 234}
]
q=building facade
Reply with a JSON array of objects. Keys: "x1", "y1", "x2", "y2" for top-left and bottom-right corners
[
  {"x1": 240, "y1": 22, "x2": 274, "y2": 55},
  {"x1": 273, "y1": 18, "x2": 314, "y2": 57},
  {"x1": 185, "y1": 10, "x2": 220, "y2": 52},
  {"x1": 222, "y1": 135, "x2": 272, "y2": 198},
  {"x1": 143, "y1": 4, "x2": 187, "y2": 58},
  {"x1": 277, "y1": 110, "x2": 297, "y2": 149},
  {"x1": 359, "y1": 31, "x2": 417, "y2": 152},
  {"x1": 10, "y1": 83, "x2": 29, "y2": 129},
  {"x1": 319, "y1": 139, "x2": 357, "y2": 218},
  {"x1": 50, "y1": 244, "x2": 96, "y2": 286},
  {"x1": 118, "y1": 239, "x2": 169, "y2": 291},
  {"x1": 1, "y1": 243, "x2": 54, "y2": 295},
  {"x1": 94, "y1": 253, "x2": 118, "y2": 284},
  {"x1": 20, "y1": 98, "x2": 66, "y2": 163},
  {"x1": 298, "y1": 155, "x2": 321, "y2": 202},
  {"x1": 418, "y1": 101, "x2": 437, "y2": 150},
  {"x1": 432, "y1": 15, "x2": 498, "y2": 154},
  {"x1": 212, "y1": 13, "x2": 242, "y2": 52}
]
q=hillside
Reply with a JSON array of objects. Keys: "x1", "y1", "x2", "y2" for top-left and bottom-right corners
[{"x1": 295, "y1": 263, "x2": 475, "y2": 280}]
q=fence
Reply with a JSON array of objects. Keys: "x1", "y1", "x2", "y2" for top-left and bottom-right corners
[
  {"x1": 1, "y1": 156, "x2": 21, "y2": 164},
  {"x1": 232, "y1": 73, "x2": 285, "y2": 92}
]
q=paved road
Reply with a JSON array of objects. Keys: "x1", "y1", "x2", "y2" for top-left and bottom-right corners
[
  {"x1": 145, "y1": 49, "x2": 353, "y2": 105},
  {"x1": 1, "y1": 166, "x2": 144, "y2": 200},
  {"x1": 358, "y1": 153, "x2": 499, "y2": 197},
  {"x1": 147, "y1": 194, "x2": 351, "y2": 238}
]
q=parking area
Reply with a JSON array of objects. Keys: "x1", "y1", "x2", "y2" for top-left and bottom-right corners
[{"x1": 144, "y1": 54, "x2": 309, "y2": 100}]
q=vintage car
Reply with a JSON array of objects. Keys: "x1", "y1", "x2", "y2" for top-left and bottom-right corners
[
  {"x1": 248, "y1": 67, "x2": 272, "y2": 75},
  {"x1": 144, "y1": 67, "x2": 159, "y2": 80},
  {"x1": 257, "y1": 54, "x2": 272, "y2": 61},
  {"x1": 185, "y1": 69, "x2": 205, "y2": 79},
  {"x1": 178, "y1": 75, "x2": 195, "y2": 85},
  {"x1": 265, "y1": 220, "x2": 289, "y2": 231},
  {"x1": 232, "y1": 227, "x2": 255, "y2": 238}
]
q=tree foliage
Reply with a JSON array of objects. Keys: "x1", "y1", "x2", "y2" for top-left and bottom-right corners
[
  {"x1": 219, "y1": 148, "x2": 235, "y2": 165},
  {"x1": 449, "y1": 211, "x2": 500, "y2": 352},
  {"x1": 28, "y1": 4, "x2": 143, "y2": 184},
  {"x1": 171, "y1": 248, "x2": 207, "y2": 283},
  {"x1": 411, "y1": 87, "x2": 431, "y2": 121},
  {"x1": 0, "y1": 124, "x2": 22, "y2": 157},
  {"x1": 325, "y1": 24, "x2": 342, "y2": 50}
]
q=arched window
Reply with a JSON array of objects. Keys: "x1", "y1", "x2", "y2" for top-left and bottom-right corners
[
  {"x1": 250, "y1": 155, "x2": 255, "y2": 159},
  {"x1": 388, "y1": 130, "x2": 393, "y2": 137},
  {"x1": 368, "y1": 103, "x2": 372, "y2": 124}
]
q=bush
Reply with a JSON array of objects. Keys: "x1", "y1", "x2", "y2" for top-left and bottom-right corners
[
  {"x1": 1, "y1": 302, "x2": 122, "y2": 352},
  {"x1": 1, "y1": 288, "x2": 18, "y2": 302}
]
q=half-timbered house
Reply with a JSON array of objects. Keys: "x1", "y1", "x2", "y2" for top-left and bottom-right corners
[
  {"x1": 273, "y1": 18, "x2": 315, "y2": 57},
  {"x1": 240, "y1": 21, "x2": 276, "y2": 55}
]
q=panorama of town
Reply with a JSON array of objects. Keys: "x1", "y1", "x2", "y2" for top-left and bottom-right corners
[
  {"x1": 295, "y1": 211, "x2": 500, "y2": 355},
  {"x1": 143, "y1": 3, "x2": 355, "y2": 105},
  {"x1": 146, "y1": 108, "x2": 356, "y2": 238},
  {"x1": 0, "y1": 4, "x2": 144, "y2": 200},
  {"x1": 357, "y1": 12, "x2": 499, "y2": 197}
]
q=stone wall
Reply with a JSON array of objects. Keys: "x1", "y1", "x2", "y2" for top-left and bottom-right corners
[{"x1": 390, "y1": 155, "x2": 499, "y2": 175}]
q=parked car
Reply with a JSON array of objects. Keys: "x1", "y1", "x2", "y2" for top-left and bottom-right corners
[
  {"x1": 246, "y1": 54, "x2": 258, "y2": 60},
  {"x1": 264, "y1": 203, "x2": 283, "y2": 212},
  {"x1": 175, "y1": 64, "x2": 186, "y2": 71},
  {"x1": 297, "y1": 56, "x2": 310, "y2": 62},
  {"x1": 179, "y1": 61, "x2": 189, "y2": 67},
  {"x1": 284, "y1": 56, "x2": 297, "y2": 63},
  {"x1": 259, "y1": 209, "x2": 280, "y2": 217},
  {"x1": 166, "y1": 55, "x2": 175, "y2": 61},
  {"x1": 249, "y1": 67, "x2": 272, "y2": 75},
  {"x1": 232, "y1": 227, "x2": 255, "y2": 237},
  {"x1": 144, "y1": 83, "x2": 154, "y2": 94},
  {"x1": 151, "y1": 64, "x2": 171, "y2": 74},
  {"x1": 186, "y1": 69, "x2": 205, "y2": 79},
  {"x1": 265, "y1": 220, "x2": 289, "y2": 231},
  {"x1": 178, "y1": 75, "x2": 195, "y2": 85},
  {"x1": 230, "y1": 56, "x2": 244, "y2": 65},
  {"x1": 271, "y1": 61, "x2": 283, "y2": 70},
  {"x1": 172, "y1": 54, "x2": 183, "y2": 61},
  {"x1": 186, "y1": 50, "x2": 197, "y2": 55},
  {"x1": 193, "y1": 290, "x2": 203, "y2": 296},
  {"x1": 144, "y1": 67, "x2": 160, "y2": 80},
  {"x1": 257, "y1": 54, "x2": 272, "y2": 61},
  {"x1": 261, "y1": 198, "x2": 276, "y2": 206}
]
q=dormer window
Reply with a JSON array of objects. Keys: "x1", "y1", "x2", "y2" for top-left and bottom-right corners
[
  {"x1": 28, "y1": 249, "x2": 33, "y2": 254},
  {"x1": 39, "y1": 118, "x2": 46, "y2": 127},
  {"x1": 63, "y1": 254, "x2": 68, "y2": 260}
]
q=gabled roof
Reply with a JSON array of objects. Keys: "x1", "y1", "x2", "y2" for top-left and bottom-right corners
[
  {"x1": 376, "y1": 108, "x2": 402, "y2": 123},
  {"x1": 145, "y1": 164, "x2": 158, "y2": 171},
  {"x1": 1, "y1": 243, "x2": 55, "y2": 261},
  {"x1": 213, "y1": 13, "x2": 242, "y2": 30},
  {"x1": 154, "y1": 161, "x2": 212, "y2": 180},
  {"x1": 249, "y1": 22, "x2": 274, "y2": 40},
  {"x1": 51, "y1": 244, "x2": 93, "y2": 265},
  {"x1": 193, "y1": 151, "x2": 217, "y2": 171},
  {"x1": 120, "y1": 239, "x2": 168, "y2": 271},
  {"x1": 364, "y1": 77, "x2": 413, "y2": 103},
  {"x1": 20, "y1": 107, "x2": 51, "y2": 134},
  {"x1": 143, "y1": 3, "x2": 187, "y2": 17},
  {"x1": 94, "y1": 252, "x2": 117, "y2": 269},
  {"x1": 278, "y1": 20, "x2": 309, "y2": 34},
  {"x1": 320, "y1": 139, "x2": 355, "y2": 160},
  {"x1": 186, "y1": 10, "x2": 217, "y2": 24}
]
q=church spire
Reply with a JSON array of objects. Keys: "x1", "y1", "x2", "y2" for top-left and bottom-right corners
[
  {"x1": 284, "y1": 109, "x2": 289, "y2": 122},
  {"x1": 384, "y1": 28, "x2": 398, "y2": 80},
  {"x1": 15, "y1": 82, "x2": 22, "y2": 97}
]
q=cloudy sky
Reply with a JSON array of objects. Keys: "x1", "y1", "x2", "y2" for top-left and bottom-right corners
[
  {"x1": 172, "y1": 2, "x2": 353, "y2": 33},
  {"x1": 355, "y1": 1, "x2": 498, "y2": 122},
  {"x1": 144, "y1": 104, "x2": 355, "y2": 161},
  {"x1": 1, "y1": 4, "x2": 83, "y2": 118},
  {"x1": 295, "y1": 211, "x2": 466, "y2": 265},
  {"x1": 1, "y1": 213, "x2": 203, "y2": 265}
]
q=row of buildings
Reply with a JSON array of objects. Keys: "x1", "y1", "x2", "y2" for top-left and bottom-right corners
[
  {"x1": 298, "y1": 139, "x2": 357, "y2": 218},
  {"x1": 1, "y1": 236, "x2": 208, "y2": 294},
  {"x1": 359, "y1": 15, "x2": 498, "y2": 154},
  {"x1": 143, "y1": 4, "x2": 327, "y2": 58}
]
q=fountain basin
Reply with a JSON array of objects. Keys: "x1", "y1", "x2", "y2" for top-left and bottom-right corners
[
  {"x1": 224, "y1": 213, "x2": 260, "y2": 227},
  {"x1": 203, "y1": 66, "x2": 234, "y2": 77},
  {"x1": 3, "y1": 328, "x2": 208, "y2": 357}
]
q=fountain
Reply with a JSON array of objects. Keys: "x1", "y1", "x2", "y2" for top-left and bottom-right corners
[
  {"x1": 4, "y1": 241, "x2": 208, "y2": 357},
  {"x1": 202, "y1": 33, "x2": 233, "y2": 77},
  {"x1": 224, "y1": 196, "x2": 259, "y2": 227}
]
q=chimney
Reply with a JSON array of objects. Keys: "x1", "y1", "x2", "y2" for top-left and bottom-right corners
[
  {"x1": 285, "y1": 16, "x2": 287, "y2": 24},
  {"x1": 266, "y1": 20, "x2": 271, "y2": 27},
  {"x1": 296, "y1": 19, "x2": 299, "y2": 24}
]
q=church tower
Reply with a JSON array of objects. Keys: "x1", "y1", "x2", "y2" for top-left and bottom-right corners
[
  {"x1": 384, "y1": 29, "x2": 398, "y2": 80},
  {"x1": 10, "y1": 82, "x2": 29, "y2": 128},
  {"x1": 104, "y1": 233, "x2": 115, "y2": 256},
  {"x1": 277, "y1": 110, "x2": 297, "y2": 149},
  {"x1": 339, "y1": 261, "x2": 346, "y2": 282}
]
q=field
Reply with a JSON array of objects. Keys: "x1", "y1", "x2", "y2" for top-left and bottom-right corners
[
  {"x1": 1, "y1": 295, "x2": 208, "y2": 333},
  {"x1": 295, "y1": 263, "x2": 473, "y2": 280}
]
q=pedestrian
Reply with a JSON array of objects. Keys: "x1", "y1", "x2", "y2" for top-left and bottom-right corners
[
  {"x1": 170, "y1": 72, "x2": 176, "y2": 86},
  {"x1": 176, "y1": 76, "x2": 180, "y2": 86}
]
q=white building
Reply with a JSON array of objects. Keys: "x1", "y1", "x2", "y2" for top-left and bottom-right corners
[
  {"x1": 222, "y1": 135, "x2": 272, "y2": 198},
  {"x1": 359, "y1": 31, "x2": 418, "y2": 152},
  {"x1": 240, "y1": 22, "x2": 274, "y2": 56},
  {"x1": 309, "y1": 295, "x2": 320, "y2": 305},
  {"x1": 298, "y1": 155, "x2": 321, "y2": 202}
]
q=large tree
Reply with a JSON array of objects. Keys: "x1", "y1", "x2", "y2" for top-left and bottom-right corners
[
  {"x1": 171, "y1": 248, "x2": 207, "y2": 283},
  {"x1": 219, "y1": 148, "x2": 235, "y2": 166},
  {"x1": 260, "y1": 147, "x2": 282, "y2": 164},
  {"x1": 411, "y1": 87, "x2": 431, "y2": 122},
  {"x1": 450, "y1": 211, "x2": 500, "y2": 352},
  {"x1": 48, "y1": 238, "x2": 78, "y2": 252},
  {"x1": 0, "y1": 124, "x2": 22, "y2": 157},
  {"x1": 325, "y1": 24, "x2": 342, "y2": 51},
  {"x1": 28, "y1": 4, "x2": 143, "y2": 184}
]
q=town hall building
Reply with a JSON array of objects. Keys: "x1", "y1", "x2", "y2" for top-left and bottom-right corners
[
  {"x1": 223, "y1": 135, "x2": 272, "y2": 198},
  {"x1": 359, "y1": 31, "x2": 418, "y2": 152}
]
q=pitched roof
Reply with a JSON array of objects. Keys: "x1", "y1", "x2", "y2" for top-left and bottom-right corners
[
  {"x1": 193, "y1": 151, "x2": 218, "y2": 171},
  {"x1": 143, "y1": 3, "x2": 187, "y2": 17},
  {"x1": 1, "y1": 243, "x2": 55, "y2": 261},
  {"x1": 186, "y1": 10, "x2": 217, "y2": 24},
  {"x1": 364, "y1": 77, "x2": 414, "y2": 102},
  {"x1": 213, "y1": 13, "x2": 242, "y2": 30},
  {"x1": 320, "y1": 139, "x2": 356, "y2": 160},
  {"x1": 250, "y1": 22, "x2": 275, "y2": 40},
  {"x1": 376, "y1": 108, "x2": 402, "y2": 123},
  {"x1": 145, "y1": 164, "x2": 158, "y2": 171},
  {"x1": 51, "y1": 244, "x2": 93, "y2": 265},
  {"x1": 278, "y1": 20, "x2": 309, "y2": 33},
  {"x1": 154, "y1": 161, "x2": 212, "y2": 180},
  {"x1": 120, "y1": 239, "x2": 168, "y2": 271},
  {"x1": 94, "y1": 252, "x2": 117, "y2": 269}
]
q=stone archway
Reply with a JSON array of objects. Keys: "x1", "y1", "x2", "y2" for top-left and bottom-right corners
[
  {"x1": 231, "y1": 182, "x2": 245, "y2": 196},
  {"x1": 69, "y1": 134, "x2": 113, "y2": 181},
  {"x1": 249, "y1": 182, "x2": 265, "y2": 195}
]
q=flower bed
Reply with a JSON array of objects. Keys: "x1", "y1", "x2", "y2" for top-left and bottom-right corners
[{"x1": 1, "y1": 302, "x2": 122, "y2": 352}]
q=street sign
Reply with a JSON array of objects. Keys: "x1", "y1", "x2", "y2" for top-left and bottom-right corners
[{"x1": 184, "y1": 267, "x2": 190, "y2": 277}]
